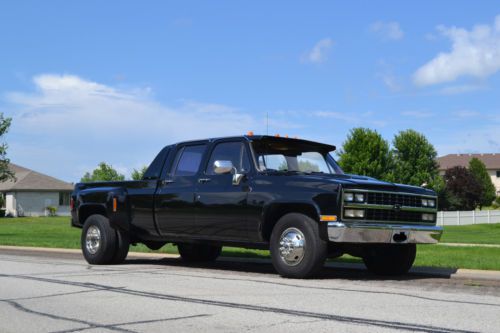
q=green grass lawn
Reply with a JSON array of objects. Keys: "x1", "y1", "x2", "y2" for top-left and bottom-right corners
[
  {"x1": 439, "y1": 223, "x2": 500, "y2": 245},
  {"x1": 1, "y1": 216, "x2": 499, "y2": 271}
]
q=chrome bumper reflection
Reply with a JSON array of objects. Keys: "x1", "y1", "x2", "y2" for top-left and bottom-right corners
[{"x1": 327, "y1": 222, "x2": 443, "y2": 244}]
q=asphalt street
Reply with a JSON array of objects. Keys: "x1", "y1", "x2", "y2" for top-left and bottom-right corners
[{"x1": 1, "y1": 249, "x2": 500, "y2": 333}]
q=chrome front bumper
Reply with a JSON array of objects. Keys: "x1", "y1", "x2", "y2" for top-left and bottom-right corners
[{"x1": 327, "y1": 222, "x2": 443, "y2": 244}]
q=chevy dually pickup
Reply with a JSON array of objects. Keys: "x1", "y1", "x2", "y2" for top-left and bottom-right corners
[{"x1": 71, "y1": 135, "x2": 443, "y2": 278}]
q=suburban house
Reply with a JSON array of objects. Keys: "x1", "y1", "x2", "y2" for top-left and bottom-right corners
[
  {"x1": 437, "y1": 153, "x2": 500, "y2": 195},
  {"x1": 0, "y1": 163, "x2": 74, "y2": 217}
]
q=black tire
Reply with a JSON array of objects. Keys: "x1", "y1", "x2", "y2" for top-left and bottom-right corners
[
  {"x1": 81, "y1": 215, "x2": 117, "y2": 265},
  {"x1": 270, "y1": 213, "x2": 327, "y2": 279},
  {"x1": 177, "y1": 243, "x2": 222, "y2": 262},
  {"x1": 362, "y1": 244, "x2": 416, "y2": 276},
  {"x1": 110, "y1": 229, "x2": 130, "y2": 264}
]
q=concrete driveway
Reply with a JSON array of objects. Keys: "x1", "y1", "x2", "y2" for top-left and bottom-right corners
[{"x1": 1, "y1": 249, "x2": 500, "y2": 333}]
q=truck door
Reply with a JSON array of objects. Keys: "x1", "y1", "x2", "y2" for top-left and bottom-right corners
[
  {"x1": 127, "y1": 147, "x2": 170, "y2": 238},
  {"x1": 155, "y1": 144, "x2": 206, "y2": 236},
  {"x1": 195, "y1": 140, "x2": 252, "y2": 240}
]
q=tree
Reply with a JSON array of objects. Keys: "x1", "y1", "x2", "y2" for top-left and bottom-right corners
[
  {"x1": 427, "y1": 175, "x2": 450, "y2": 210},
  {"x1": 337, "y1": 128, "x2": 393, "y2": 180},
  {"x1": 391, "y1": 129, "x2": 439, "y2": 187},
  {"x1": 443, "y1": 166, "x2": 482, "y2": 210},
  {"x1": 0, "y1": 113, "x2": 15, "y2": 183},
  {"x1": 131, "y1": 166, "x2": 148, "y2": 180},
  {"x1": 81, "y1": 162, "x2": 125, "y2": 182},
  {"x1": 468, "y1": 157, "x2": 496, "y2": 208}
]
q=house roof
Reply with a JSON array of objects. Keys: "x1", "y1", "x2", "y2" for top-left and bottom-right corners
[
  {"x1": 437, "y1": 153, "x2": 500, "y2": 170},
  {"x1": 0, "y1": 163, "x2": 73, "y2": 192}
]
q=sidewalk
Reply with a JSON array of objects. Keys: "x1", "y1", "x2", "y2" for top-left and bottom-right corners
[{"x1": 2, "y1": 245, "x2": 500, "y2": 281}]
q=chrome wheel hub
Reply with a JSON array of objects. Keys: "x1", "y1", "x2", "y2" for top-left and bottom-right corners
[
  {"x1": 85, "y1": 226, "x2": 101, "y2": 255},
  {"x1": 278, "y1": 227, "x2": 306, "y2": 266}
]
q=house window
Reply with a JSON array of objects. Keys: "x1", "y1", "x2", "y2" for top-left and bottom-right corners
[
  {"x1": 59, "y1": 192, "x2": 70, "y2": 206},
  {"x1": 497, "y1": 170, "x2": 500, "y2": 178}
]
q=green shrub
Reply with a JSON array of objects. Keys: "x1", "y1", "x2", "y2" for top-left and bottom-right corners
[{"x1": 46, "y1": 206, "x2": 57, "y2": 216}]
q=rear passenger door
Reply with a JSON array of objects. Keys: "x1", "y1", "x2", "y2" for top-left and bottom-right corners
[
  {"x1": 195, "y1": 140, "x2": 252, "y2": 240},
  {"x1": 155, "y1": 144, "x2": 206, "y2": 237}
]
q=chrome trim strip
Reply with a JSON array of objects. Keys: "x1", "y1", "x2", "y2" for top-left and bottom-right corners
[
  {"x1": 327, "y1": 222, "x2": 443, "y2": 244},
  {"x1": 342, "y1": 188, "x2": 437, "y2": 199},
  {"x1": 339, "y1": 219, "x2": 436, "y2": 225},
  {"x1": 343, "y1": 203, "x2": 437, "y2": 213}
]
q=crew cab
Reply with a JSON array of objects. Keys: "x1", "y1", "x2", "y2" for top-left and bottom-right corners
[{"x1": 71, "y1": 135, "x2": 443, "y2": 278}]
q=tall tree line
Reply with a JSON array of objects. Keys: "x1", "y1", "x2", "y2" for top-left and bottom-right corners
[{"x1": 337, "y1": 127, "x2": 497, "y2": 210}]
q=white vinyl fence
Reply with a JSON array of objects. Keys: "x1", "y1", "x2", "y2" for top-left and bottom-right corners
[{"x1": 436, "y1": 210, "x2": 500, "y2": 226}]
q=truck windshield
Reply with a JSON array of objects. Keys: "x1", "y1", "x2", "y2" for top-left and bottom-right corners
[{"x1": 251, "y1": 141, "x2": 343, "y2": 175}]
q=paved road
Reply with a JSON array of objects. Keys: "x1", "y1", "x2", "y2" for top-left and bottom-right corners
[{"x1": 1, "y1": 250, "x2": 500, "y2": 333}]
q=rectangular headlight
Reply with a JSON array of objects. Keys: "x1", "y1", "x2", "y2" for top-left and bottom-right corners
[
  {"x1": 422, "y1": 213, "x2": 435, "y2": 221},
  {"x1": 344, "y1": 193, "x2": 354, "y2": 202},
  {"x1": 422, "y1": 199, "x2": 436, "y2": 208},
  {"x1": 344, "y1": 209, "x2": 365, "y2": 218},
  {"x1": 354, "y1": 193, "x2": 365, "y2": 202}
]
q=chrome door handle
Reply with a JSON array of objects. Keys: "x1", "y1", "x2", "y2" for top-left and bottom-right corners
[
  {"x1": 198, "y1": 178, "x2": 211, "y2": 183},
  {"x1": 160, "y1": 179, "x2": 174, "y2": 186}
]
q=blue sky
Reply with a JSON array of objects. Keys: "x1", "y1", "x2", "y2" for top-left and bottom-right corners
[{"x1": 1, "y1": 1, "x2": 499, "y2": 182}]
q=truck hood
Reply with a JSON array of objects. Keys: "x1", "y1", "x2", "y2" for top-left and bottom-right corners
[{"x1": 286, "y1": 173, "x2": 435, "y2": 196}]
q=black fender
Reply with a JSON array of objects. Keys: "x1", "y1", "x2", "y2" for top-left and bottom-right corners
[
  {"x1": 77, "y1": 186, "x2": 130, "y2": 232},
  {"x1": 260, "y1": 201, "x2": 328, "y2": 242}
]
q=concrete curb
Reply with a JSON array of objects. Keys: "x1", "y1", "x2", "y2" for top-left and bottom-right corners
[
  {"x1": 438, "y1": 243, "x2": 500, "y2": 248},
  {"x1": 2, "y1": 245, "x2": 500, "y2": 281}
]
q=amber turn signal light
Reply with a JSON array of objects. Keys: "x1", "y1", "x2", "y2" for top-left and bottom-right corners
[{"x1": 320, "y1": 215, "x2": 337, "y2": 222}]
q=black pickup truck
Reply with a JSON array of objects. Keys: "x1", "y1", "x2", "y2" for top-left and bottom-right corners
[{"x1": 71, "y1": 135, "x2": 442, "y2": 278}]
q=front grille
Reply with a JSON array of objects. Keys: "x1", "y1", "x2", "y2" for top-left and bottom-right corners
[
  {"x1": 342, "y1": 190, "x2": 437, "y2": 224},
  {"x1": 367, "y1": 192, "x2": 423, "y2": 208},
  {"x1": 365, "y1": 209, "x2": 430, "y2": 223}
]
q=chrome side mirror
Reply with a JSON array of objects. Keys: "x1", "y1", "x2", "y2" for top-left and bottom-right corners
[
  {"x1": 213, "y1": 160, "x2": 245, "y2": 185},
  {"x1": 232, "y1": 173, "x2": 244, "y2": 186},
  {"x1": 213, "y1": 160, "x2": 233, "y2": 174}
]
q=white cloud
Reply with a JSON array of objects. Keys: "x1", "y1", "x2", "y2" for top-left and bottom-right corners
[
  {"x1": 452, "y1": 110, "x2": 480, "y2": 118},
  {"x1": 3, "y1": 74, "x2": 259, "y2": 181},
  {"x1": 401, "y1": 110, "x2": 434, "y2": 118},
  {"x1": 302, "y1": 38, "x2": 333, "y2": 64},
  {"x1": 370, "y1": 21, "x2": 404, "y2": 40},
  {"x1": 414, "y1": 15, "x2": 500, "y2": 86},
  {"x1": 380, "y1": 74, "x2": 401, "y2": 92},
  {"x1": 313, "y1": 111, "x2": 356, "y2": 122},
  {"x1": 438, "y1": 84, "x2": 487, "y2": 95}
]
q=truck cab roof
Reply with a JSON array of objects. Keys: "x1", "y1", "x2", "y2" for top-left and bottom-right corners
[{"x1": 174, "y1": 135, "x2": 336, "y2": 152}]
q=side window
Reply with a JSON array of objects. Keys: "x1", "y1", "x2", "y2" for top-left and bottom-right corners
[
  {"x1": 173, "y1": 145, "x2": 206, "y2": 176},
  {"x1": 143, "y1": 147, "x2": 170, "y2": 180},
  {"x1": 206, "y1": 142, "x2": 250, "y2": 175}
]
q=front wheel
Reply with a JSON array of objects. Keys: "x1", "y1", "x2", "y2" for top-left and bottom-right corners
[
  {"x1": 362, "y1": 244, "x2": 416, "y2": 275},
  {"x1": 270, "y1": 213, "x2": 327, "y2": 279}
]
